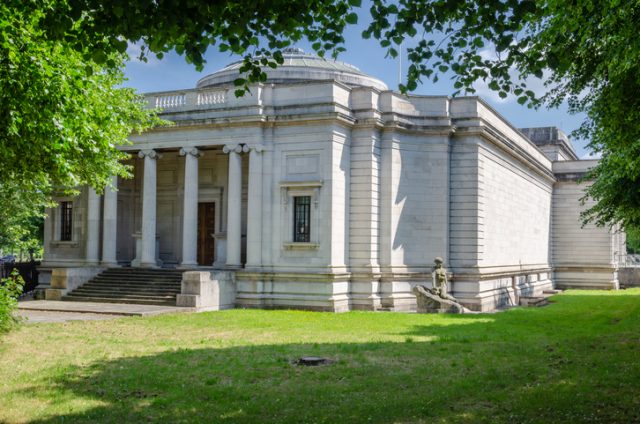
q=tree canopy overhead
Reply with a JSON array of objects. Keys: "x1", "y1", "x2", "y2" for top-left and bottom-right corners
[
  {"x1": 2, "y1": 0, "x2": 640, "y2": 234},
  {"x1": 37, "y1": 0, "x2": 364, "y2": 95},
  {"x1": 0, "y1": 0, "x2": 161, "y2": 228},
  {"x1": 363, "y1": 0, "x2": 640, "y2": 229}
]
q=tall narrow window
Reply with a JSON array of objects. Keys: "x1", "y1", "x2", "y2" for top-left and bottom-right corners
[
  {"x1": 293, "y1": 196, "x2": 311, "y2": 242},
  {"x1": 60, "y1": 201, "x2": 73, "y2": 241}
]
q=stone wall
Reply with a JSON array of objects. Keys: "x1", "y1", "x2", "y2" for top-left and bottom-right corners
[
  {"x1": 551, "y1": 161, "x2": 620, "y2": 289},
  {"x1": 619, "y1": 267, "x2": 640, "y2": 288},
  {"x1": 444, "y1": 98, "x2": 555, "y2": 311},
  {"x1": 478, "y1": 142, "x2": 552, "y2": 268},
  {"x1": 42, "y1": 189, "x2": 89, "y2": 268},
  {"x1": 235, "y1": 271, "x2": 351, "y2": 312}
]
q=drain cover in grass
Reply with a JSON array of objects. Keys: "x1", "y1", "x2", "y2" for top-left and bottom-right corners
[{"x1": 295, "y1": 356, "x2": 333, "y2": 366}]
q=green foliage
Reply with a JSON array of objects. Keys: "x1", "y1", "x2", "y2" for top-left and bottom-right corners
[
  {"x1": 626, "y1": 226, "x2": 640, "y2": 254},
  {"x1": 0, "y1": 181, "x2": 46, "y2": 257},
  {"x1": 34, "y1": 0, "x2": 360, "y2": 96},
  {"x1": 0, "y1": 0, "x2": 162, "y2": 236},
  {"x1": 0, "y1": 270, "x2": 24, "y2": 334}
]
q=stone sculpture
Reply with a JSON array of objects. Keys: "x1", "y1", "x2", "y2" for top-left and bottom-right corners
[
  {"x1": 413, "y1": 257, "x2": 470, "y2": 314},
  {"x1": 432, "y1": 256, "x2": 448, "y2": 297}
]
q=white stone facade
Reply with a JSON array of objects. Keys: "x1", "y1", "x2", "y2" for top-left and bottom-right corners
[{"x1": 40, "y1": 49, "x2": 624, "y2": 311}]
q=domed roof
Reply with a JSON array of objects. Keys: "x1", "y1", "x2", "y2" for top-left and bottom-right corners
[{"x1": 197, "y1": 47, "x2": 388, "y2": 91}]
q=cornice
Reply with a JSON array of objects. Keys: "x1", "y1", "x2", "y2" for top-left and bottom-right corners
[{"x1": 454, "y1": 121, "x2": 556, "y2": 184}]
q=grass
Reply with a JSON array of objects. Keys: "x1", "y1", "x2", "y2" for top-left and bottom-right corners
[{"x1": 1, "y1": 290, "x2": 640, "y2": 423}]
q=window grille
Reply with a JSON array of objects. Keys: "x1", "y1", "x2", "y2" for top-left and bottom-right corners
[
  {"x1": 293, "y1": 196, "x2": 311, "y2": 242},
  {"x1": 60, "y1": 201, "x2": 73, "y2": 241}
]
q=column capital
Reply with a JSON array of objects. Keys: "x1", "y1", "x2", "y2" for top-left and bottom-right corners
[
  {"x1": 223, "y1": 144, "x2": 243, "y2": 154},
  {"x1": 246, "y1": 144, "x2": 266, "y2": 153},
  {"x1": 138, "y1": 149, "x2": 162, "y2": 160},
  {"x1": 179, "y1": 147, "x2": 203, "y2": 158}
]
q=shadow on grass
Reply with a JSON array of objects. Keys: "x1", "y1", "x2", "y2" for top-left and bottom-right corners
[{"x1": 24, "y1": 293, "x2": 640, "y2": 423}]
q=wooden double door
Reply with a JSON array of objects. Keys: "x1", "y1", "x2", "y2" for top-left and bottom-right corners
[{"x1": 197, "y1": 202, "x2": 215, "y2": 266}]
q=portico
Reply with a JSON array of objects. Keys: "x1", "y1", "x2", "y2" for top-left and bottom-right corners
[{"x1": 80, "y1": 142, "x2": 264, "y2": 270}]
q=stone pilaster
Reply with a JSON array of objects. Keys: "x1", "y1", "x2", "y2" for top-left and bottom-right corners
[
  {"x1": 85, "y1": 188, "x2": 101, "y2": 265},
  {"x1": 349, "y1": 127, "x2": 382, "y2": 310},
  {"x1": 223, "y1": 144, "x2": 243, "y2": 268},
  {"x1": 246, "y1": 145, "x2": 264, "y2": 267},
  {"x1": 180, "y1": 147, "x2": 202, "y2": 267},
  {"x1": 101, "y1": 175, "x2": 119, "y2": 266},
  {"x1": 138, "y1": 149, "x2": 160, "y2": 268}
]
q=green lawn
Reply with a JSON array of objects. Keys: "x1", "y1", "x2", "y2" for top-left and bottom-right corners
[{"x1": 1, "y1": 290, "x2": 640, "y2": 423}]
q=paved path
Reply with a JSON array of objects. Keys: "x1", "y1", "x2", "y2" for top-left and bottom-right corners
[
  {"x1": 16, "y1": 309, "x2": 120, "y2": 323},
  {"x1": 18, "y1": 299, "x2": 193, "y2": 318}
]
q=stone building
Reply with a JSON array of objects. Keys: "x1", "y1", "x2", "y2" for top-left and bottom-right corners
[{"x1": 39, "y1": 48, "x2": 625, "y2": 312}]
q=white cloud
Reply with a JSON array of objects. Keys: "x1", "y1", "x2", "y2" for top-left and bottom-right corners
[
  {"x1": 581, "y1": 150, "x2": 602, "y2": 160},
  {"x1": 470, "y1": 47, "x2": 551, "y2": 104},
  {"x1": 126, "y1": 42, "x2": 161, "y2": 67}
]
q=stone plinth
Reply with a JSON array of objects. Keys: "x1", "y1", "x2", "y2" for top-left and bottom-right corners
[
  {"x1": 176, "y1": 271, "x2": 236, "y2": 311},
  {"x1": 45, "y1": 267, "x2": 104, "y2": 300}
]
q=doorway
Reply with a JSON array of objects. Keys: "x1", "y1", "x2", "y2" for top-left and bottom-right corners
[{"x1": 197, "y1": 202, "x2": 215, "y2": 266}]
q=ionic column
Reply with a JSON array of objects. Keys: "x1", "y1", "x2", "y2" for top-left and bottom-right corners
[
  {"x1": 101, "y1": 175, "x2": 119, "y2": 266},
  {"x1": 85, "y1": 188, "x2": 101, "y2": 265},
  {"x1": 246, "y1": 145, "x2": 264, "y2": 267},
  {"x1": 223, "y1": 144, "x2": 243, "y2": 268},
  {"x1": 180, "y1": 147, "x2": 202, "y2": 267},
  {"x1": 138, "y1": 149, "x2": 160, "y2": 267}
]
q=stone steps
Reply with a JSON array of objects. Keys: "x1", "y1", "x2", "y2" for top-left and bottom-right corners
[
  {"x1": 100, "y1": 268, "x2": 182, "y2": 278},
  {"x1": 91, "y1": 273, "x2": 182, "y2": 279},
  {"x1": 87, "y1": 280, "x2": 182, "y2": 288},
  {"x1": 95, "y1": 274, "x2": 182, "y2": 280},
  {"x1": 98, "y1": 269, "x2": 182, "y2": 275},
  {"x1": 65, "y1": 291, "x2": 177, "y2": 300},
  {"x1": 62, "y1": 295, "x2": 177, "y2": 306},
  {"x1": 69, "y1": 287, "x2": 181, "y2": 296},
  {"x1": 62, "y1": 267, "x2": 183, "y2": 306},
  {"x1": 519, "y1": 296, "x2": 549, "y2": 307},
  {"x1": 519, "y1": 289, "x2": 563, "y2": 307}
]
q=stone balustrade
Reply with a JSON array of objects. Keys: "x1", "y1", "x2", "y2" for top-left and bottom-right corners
[
  {"x1": 154, "y1": 93, "x2": 186, "y2": 108},
  {"x1": 147, "y1": 89, "x2": 227, "y2": 110},
  {"x1": 197, "y1": 90, "x2": 226, "y2": 105}
]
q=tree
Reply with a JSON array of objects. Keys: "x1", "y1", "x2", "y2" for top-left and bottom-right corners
[
  {"x1": 0, "y1": 1, "x2": 161, "y2": 232},
  {"x1": 3, "y1": 0, "x2": 639, "y2": 233},
  {"x1": 0, "y1": 181, "x2": 45, "y2": 258},
  {"x1": 35, "y1": 0, "x2": 363, "y2": 96},
  {"x1": 626, "y1": 226, "x2": 640, "y2": 255}
]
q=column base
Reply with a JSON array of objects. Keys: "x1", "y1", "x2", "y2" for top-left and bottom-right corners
[
  {"x1": 178, "y1": 262, "x2": 199, "y2": 269},
  {"x1": 100, "y1": 261, "x2": 120, "y2": 268}
]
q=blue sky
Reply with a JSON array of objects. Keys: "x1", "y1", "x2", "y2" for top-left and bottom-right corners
[{"x1": 123, "y1": 15, "x2": 592, "y2": 158}]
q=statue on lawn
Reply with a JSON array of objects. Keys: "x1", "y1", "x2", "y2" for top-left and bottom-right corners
[
  {"x1": 432, "y1": 256, "x2": 448, "y2": 298},
  {"x1": 413, "y1": 257, "x2": 470, "y2": 314}
]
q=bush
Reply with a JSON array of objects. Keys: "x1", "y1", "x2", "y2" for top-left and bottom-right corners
[
  {"x1": 0, "y1": 270, "x2": 24, "y2": 333},
  {"x1": 627, "y1": 226, "x2": 640, "y2": 255}
]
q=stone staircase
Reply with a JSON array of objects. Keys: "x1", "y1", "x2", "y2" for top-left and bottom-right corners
[{"x1": 62, "y1": 268, "x2": 184, "y2": 306}]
